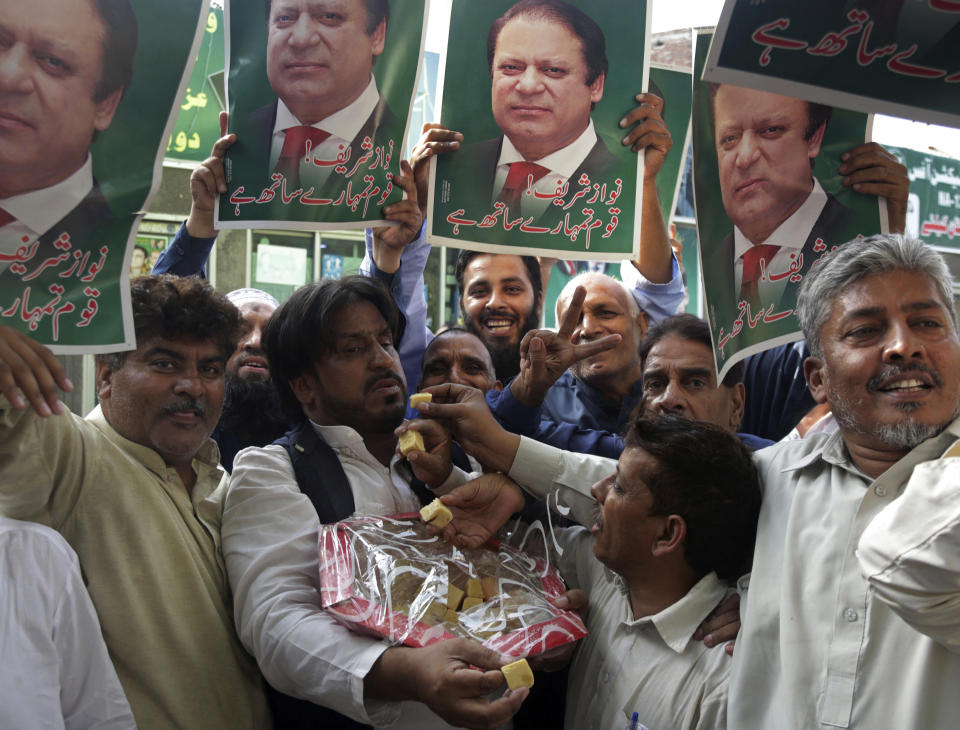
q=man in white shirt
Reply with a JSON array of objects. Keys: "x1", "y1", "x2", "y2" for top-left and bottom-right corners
[
  {"x1": 222, "y1": 275, "x2": 533, "y2": 729},
  {"x1": 0, "y1": 515, "x2": 136, "y2": 730},
  {"x1": 0, "y1": 0, "x2": 134, "y2": 259},
  {"x1": 245, "y1": 0, "x2": 396, "y2": 194},
  {"x1": 432, "y1": 413, "x2": 760, "y2": 730}
]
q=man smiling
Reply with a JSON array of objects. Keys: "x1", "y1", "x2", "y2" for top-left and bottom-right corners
[
  {"x1": 0, "y1": 0, "x2": 135, "y2": 259},
  {"x1": 728, "y1": 234, "x2": 960, "y2": 729},
  {"x1": 245, "y1": 0, "x2": 395, "y2": 192},
  {"x1": 0, "y1": 275, "x2": 271, "y2": 729}
]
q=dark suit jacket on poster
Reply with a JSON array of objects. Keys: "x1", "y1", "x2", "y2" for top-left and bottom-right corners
[
  {"x1": 442, "y1": 134, "x2": 617, "y2": 230},
  {"x1": 0, "y1": 184, "x2": 127, "y2": 344},
  {"x1": 244, "y1": 95, "x2": 398, "y2": 199},
  {"x1": 704, "y1": 191, "x2": 856, "y2": 340}
]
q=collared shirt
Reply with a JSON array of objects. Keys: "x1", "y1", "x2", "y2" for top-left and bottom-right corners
[
  {"x1": 732, "y1": 177, "x2": 828, "y2": 305},
  {"x1": 0, "y1": 516, "x2": 136, "y2": 730},
  {"x1": 0, "y1": 156, "x2": 94, "y2": 268},
  {"x1": 0, "y1": 399, "x2": 272, "y2": 730},
  {"x1": 858, "y1": 454, "x2": 960, "y2": 651},
  {"x1": 501, "y1": 440, "x2": 730, "y2": 729},
  {"x1": 493, "y1": 120, "x2": 599, "y2": 219},
  {"x1": 269, "y1": 75, "x2": 380, "y2": 186},
  {"x1": 224, "y1": 427, "x2": 478, "y2": 729},
  {"x1": 729, "y1": 417, "x2": 960, "y2": 729},
  {"x1": 557, "y1": 525, "x2": 730, "y2": 730}
]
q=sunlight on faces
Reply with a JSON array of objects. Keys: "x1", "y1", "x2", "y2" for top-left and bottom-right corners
[
  {"x1": 266, "y1": 0, "x2": 384, "y2": 124},
  {"x1": 0, "y1": 0, "x2": 123, "y2": 197},
  {"x1": 419, "y1": 331, "x2": 501, "y2": 393},
  {"x1": 291, "y1": 299, "x2": 407, "y2": 434},
  {"x1": 713, "y1": 85, "x2": 823, "y2": 245},
  {"x1": 640, "y1": 334, "x2": 744, "y2": 433},
  {"x1": 589, "y1": 448, "x2": 662, "y2": 577},
  {"x1": 97, "y1": 337, "x2": 226, "y2": 467},
  {"x1": 809, "y1": 269, "x2": 960, "y2": 450},
  {"x1": 226, "y1": 302, "x2": 277, "y2": 380},
  {"x1": 558, "y1": 275, "x2": 646, "y2": 388},
  {"x1": 491, "y1": 14, "x2": 603, "y2": 161}
]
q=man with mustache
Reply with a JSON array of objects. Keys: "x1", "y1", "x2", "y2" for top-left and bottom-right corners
[
  {"x1": 0, "y1": 275, "x2": 272, "y2": 729},
  {"x1": 215, "y1": 287, "x2": 289, "y2": 471},
  {"x1": 221, "y1": 275, "x2": 534, "y2": 728}
]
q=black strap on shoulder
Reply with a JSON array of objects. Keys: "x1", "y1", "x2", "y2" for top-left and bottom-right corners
[
  {"x1": 276, "y1": 421, "x2": 357, "y2": 524},
  {"x1": 269, "y1": 422, "x2": 370, "y2": 730}
]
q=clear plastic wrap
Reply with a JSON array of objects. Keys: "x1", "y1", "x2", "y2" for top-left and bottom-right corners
[{"x1": 319, "y1": 513, "x2": 588, "y2": 657}]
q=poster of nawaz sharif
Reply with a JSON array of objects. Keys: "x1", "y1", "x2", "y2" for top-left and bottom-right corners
[
  {"x1": 216, "y1": 0, "x2": 428, "y2": 230},
  {"x1": 427, "y1": 0, "x2": 650, "y2": 261},
  {"x1": 691, "y1": 30, "x2": 885, "y2": 381},
  {"x1": 0, "y1": 0, "x2": 209, "y2": 353},
  {"x1": 705, "y1": 0, "x2": 960, "y2": 129}
]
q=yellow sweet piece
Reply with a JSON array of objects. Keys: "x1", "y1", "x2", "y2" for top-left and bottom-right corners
[
  {"x1": 466, "y1": 577, "x2": 483, "y2": 598},
  {"x1": 446, "y1": 584, "x2": 465, "y2": 610},
  {"x1": 444, "y1": 609, "x2": 460, "y2": 624},
  {"x1": 480, "y1": 576, "x2": 498, "y2": 601},
  {"x1": 398, "y1": 429, "x2": 425, "y2": 455},
  {"x1": 409, "y1": 392, "x2": 433, "y2": 408},
  {"x1": 461, "y1": 596, "x2": 483, "y2": 610},
  {"x1": 501, "y1": 659, "x2": 534, "y2": 690},
  {"x1": 420, "y1": 499, "x2": 453, "y2": 528}
]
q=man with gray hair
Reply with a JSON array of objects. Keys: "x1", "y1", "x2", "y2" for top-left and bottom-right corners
[{"x1": 728, "y1": 233, "x2": 960, "y2": 729}]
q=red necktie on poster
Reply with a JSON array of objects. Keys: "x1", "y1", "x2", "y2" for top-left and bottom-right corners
[
  {"x1": 0, "y1": 209, "x2": 15, "y2": 228},
  {"x1": 739, "y1": 244, "x2": 780, "y2": 310},
  {"x1": 497, "y1": 161, "x2": 551, "y2": 214},
  {"x1": 274, "y1": 126, "x2": 331, "y2": 189}
]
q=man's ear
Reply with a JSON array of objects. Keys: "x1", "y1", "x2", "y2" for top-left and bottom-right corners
[
  {"x1": 652, "y1": 515, "x2": 686, "y2": 557},
  {"x1": 290, "y1": 374, "x2": 317, "y2": 408},
  {"x1": 636, "y1": 309, "x2": 650, "y2": 338},
  {"x1": 93, "y1": 87, "x2": 124, "y2": 133},
  {"x1": 806, "y1": 121, "x2": 827, "y2": 164},
  {"x1": 589, "y1": 71, "x2": 605, "y2": 105},
  {"x1": 95, "y1": 358, "x2": 115, "y2": 403},
  {"x1": 369, "y1": 18, "x2": 387, "y2": 57},
  {"x1": 729, "y1": 382, "x2": 745, "y2": 432},
  {"x1": 803, "y1": 355, "x2": 830, "y2": 405}
]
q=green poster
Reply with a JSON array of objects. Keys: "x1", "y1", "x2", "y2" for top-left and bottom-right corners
[
  {"x1": 217, "y1": 0, "x2": 426, "y2": 230},
  {"x1": 706, "y1": 0, "x2": 960, "y2": 128},
  {"x1": 0, "y1": 0, "x2": 208, "y2": 353},
  {"x1": 427, "y1": 0, "x2": 650, "y2": 261},
  {"x1": 649, "y1": 64, "x2": 692, "y2": 228},
  {"x1": 692, "y1": 30, "x2": 882, "y2": 381},
  {"x1": 889, "y1": 145, "x2": 960, "y2": 250},
  {"x1": 166, "y1": 5, "x2": 226, "y2": 163}
]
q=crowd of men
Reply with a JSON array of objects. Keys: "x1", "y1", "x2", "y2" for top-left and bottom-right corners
[{"x1": 2, "y1": 0, "x2": 959, "y2": 729}]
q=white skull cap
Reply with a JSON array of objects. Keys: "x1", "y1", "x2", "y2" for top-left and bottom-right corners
[{"x1": 225, "y1": 288, "x2": 280, "y2": 309}]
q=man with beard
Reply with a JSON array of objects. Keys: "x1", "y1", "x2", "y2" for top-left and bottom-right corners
[
  {"x1": 220, "y1": 275, "x2": 530, "y2": 729},
  {"x1": 215, "y1": 287, "x2": 288, "y2": 471}
]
